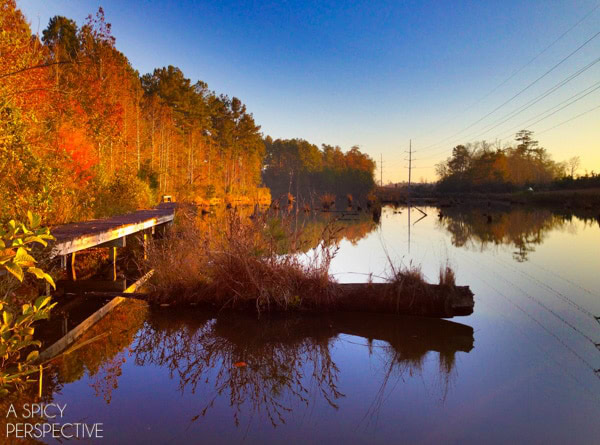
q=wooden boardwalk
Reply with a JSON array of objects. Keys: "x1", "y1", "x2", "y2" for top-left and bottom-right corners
[{"x1": 51, "y1": 204, "x2": 175, "y2": 257}]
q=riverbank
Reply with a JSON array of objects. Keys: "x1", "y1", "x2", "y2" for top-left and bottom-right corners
[{"x1": 376, "y1": 186, "x2": 600, "y2": 212}]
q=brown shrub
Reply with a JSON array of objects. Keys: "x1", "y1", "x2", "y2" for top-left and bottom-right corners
[
  {"x1": 143, "y1": 209, "x2": 338, "y2": 311},
  {"x1": 346, "y1": 194, "x2": 353, "y2": 207}
]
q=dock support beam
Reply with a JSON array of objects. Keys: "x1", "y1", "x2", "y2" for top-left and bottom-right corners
[
  {"x1": 143, "y1": 232, "x2": 149, "y2": 261},
  {"x1": 110, "y1": 247, "x2": 117, "y2": 281},
  {"x1": 66, "y1": 252, "x2": 77, "y2": 281}
]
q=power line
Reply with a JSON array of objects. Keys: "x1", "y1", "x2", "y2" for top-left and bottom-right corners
[
  {"x1": 496, "y1": 80, "x2": 600, "y2": 140},
  {"x1": 537, "y1": 103, "x2": 600, "y2": 134},
  {"x1": 417, "y1": 58, "x2": 600, "y2": 162},
  {"x1": 457, "y1": 251, "x2": 600, "y2": 376},
  {"x1": 418, "y1": 27, "x2": 600, "y2": 153},
  {"x1": 416, "y1": 100, "x2": 599, "y2": 167},
  {"x1": 466, "y1": 57, "x2": 600, "y2": 142},
  {"x1": 411, "y1": 2, "x2": 600, "y2": 145},
  {"x1": 493, "y1": 255, "x2": 599, "y2": 321}
]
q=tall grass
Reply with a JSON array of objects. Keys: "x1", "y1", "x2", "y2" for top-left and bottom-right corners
[
  {"x1": 438, "y1": 262, "x2": 456, "y2": 287},
  {"x1": 144, "y1": 209, "x2": 339, "y2": 311}
]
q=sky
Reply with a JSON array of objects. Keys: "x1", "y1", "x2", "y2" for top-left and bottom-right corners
[{"x1": 17, "y1": 0, "x2": 600, "y2": 182}]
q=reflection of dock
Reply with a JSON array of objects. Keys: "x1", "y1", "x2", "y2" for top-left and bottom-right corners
[{"x1": 331, "y1": 312, "x2": 474, "y2": 354}]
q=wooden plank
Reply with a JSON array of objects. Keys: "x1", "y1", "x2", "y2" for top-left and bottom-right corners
[
  {"x1": 96, "y1": 237, "x2": 126, "y2": 248},
  {"x1": 38, "y1": 296, "x2": 126, "y2": 361},
  {"x1": 37, "y1": 270, "x2": 154, "y2": 362}
]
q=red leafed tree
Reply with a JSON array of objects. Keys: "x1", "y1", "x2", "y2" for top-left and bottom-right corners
[{"x1": 58, "y1": 122, "x2": 97, "y2": 184}]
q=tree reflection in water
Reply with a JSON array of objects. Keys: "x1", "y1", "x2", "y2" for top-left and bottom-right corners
[
  {"x1": 55, "y1": 299, "x2": 149, "y2": 403},
  {"x1": 130, "y1": 310, "x2": 474, "y2": 427},
  {"x1": 195, "y1": 205, "x2": 379, "y2": 255},
  {"x1": 132, "y1": 311, "x2": 342, "y2": 427},
  {"x1": 436, "y1": 207, "x2": 583, "y2": 261},
  {"x1": 11, "y1": 302, "x2": 473, "y2": 431}
]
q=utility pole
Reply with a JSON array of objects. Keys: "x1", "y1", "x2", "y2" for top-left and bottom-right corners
[
  {"x1": 404, "y1": 139, "x2": 417, "y2": 201},
  {"x1": 408, "y1": 140, "x2": 412, "y2": 189},
  {"x1": 380, "y1": 153, "x2": 383, "y2": 186}
]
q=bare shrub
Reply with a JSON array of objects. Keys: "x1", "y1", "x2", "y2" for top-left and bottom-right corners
[{"x1": 142, "y1": 208, "x2": 464, "y2": 316}]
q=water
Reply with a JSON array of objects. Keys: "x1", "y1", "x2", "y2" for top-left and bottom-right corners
[{"x1": 10, "y1": 205, "x2": 600, "y2": 443}]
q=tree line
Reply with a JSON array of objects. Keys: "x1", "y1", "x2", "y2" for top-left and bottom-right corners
[
  {"x1": 263, "y1": 138, "x2": 376, "y2": 202},
  {"x1": 0, "y1": 4, "x2": 258, "y2": 223},
  {"x1": 434, "y1": 130, "x2": 594, "y2": 192}
]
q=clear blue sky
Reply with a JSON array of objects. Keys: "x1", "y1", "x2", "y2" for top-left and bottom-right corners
[{"x1": 18, "y1": 0, "x2": 600, "y2": 182}]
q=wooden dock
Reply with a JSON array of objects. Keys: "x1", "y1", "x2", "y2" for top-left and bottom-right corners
[{"x1": 51, "y1": 204, "x2": 175, "y2": 257}]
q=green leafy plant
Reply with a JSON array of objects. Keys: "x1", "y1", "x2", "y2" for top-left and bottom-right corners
[
  {"x1": 0, "y1": 296, "x2": 56, "y2": 395},
  {"x1": 0, "y1": 211, "x2": 56, "y2": 288},
  {"x1": 0, "y1": 212, "x2": 56, "y2": 395}
]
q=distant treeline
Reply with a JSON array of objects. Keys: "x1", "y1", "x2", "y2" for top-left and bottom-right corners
[
  {"x1": 263, "y1": 138, "x2": 376, "y2": 202},
  {"x1": 435, "y1": 130, "x2": 596, "y2": 192}
]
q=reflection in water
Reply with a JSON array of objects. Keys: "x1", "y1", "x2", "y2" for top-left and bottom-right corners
[
  {"x1": 130, "y1": 309, "x2": 473, "y2": 427},
  {"x1": 54, "y1": 299, "x2": 148, "y2": 403},
  {"x1": 197, "y1": 205, "x2": 379, "y2": 254},
  {"x1": 436, "y1": 207, "x2": 589, "y2": 261},
  {"x1": 23, "y1": 302, "x2": 474, "y2": 432},
  {"x1": 0, "y1": 299, "x2": 148, "y2": 435},
  {"x1": 6, "y1": 204, "x2": 598, "y2": 441},
  {"x1": 4, "y1": 297, "x2": 473, "y2": 435}
]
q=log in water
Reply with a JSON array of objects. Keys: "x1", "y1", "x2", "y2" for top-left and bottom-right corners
[{"x1": 334, "y1": 282, "x2": 474, "y2": 318}]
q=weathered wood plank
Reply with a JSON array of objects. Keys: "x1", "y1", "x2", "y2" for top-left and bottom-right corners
[{"x1": 37, "y1": 270, "x2": 154, "y2": 362}]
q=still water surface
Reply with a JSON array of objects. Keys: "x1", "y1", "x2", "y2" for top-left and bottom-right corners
[{"x1": 29, "y1": 206, "x2": 600, "y2": 443}]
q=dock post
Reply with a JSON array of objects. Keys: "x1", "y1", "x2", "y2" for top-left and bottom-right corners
[
  {"x1": 111, "y1": 247, "x2": 117, "y2": 281},
  {"x1": 66, "y1": 252, "x2": 77, "y2": 281},
  {"x1": 143, "y1": 232, "x2": 148, "y2": 261},
  {"x1": 61, "y1": 316, "x2": 68, "y2": 336}
]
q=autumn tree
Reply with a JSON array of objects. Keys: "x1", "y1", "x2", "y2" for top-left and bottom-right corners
[{"x1": 436, "y1": 131, "x2": 566, "y2": 192}]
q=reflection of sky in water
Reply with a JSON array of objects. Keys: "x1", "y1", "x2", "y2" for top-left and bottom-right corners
[{"x1": 37, "y1": 206, "x2": 600, "y2": 444}]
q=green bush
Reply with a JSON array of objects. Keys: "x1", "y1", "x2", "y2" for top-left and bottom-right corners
[
  {"x1": 94, "y1": 170, "x2": 156, "y2": 217},
  {"x1": 0, "y1": 212, "x2": 56, "y2": 395}
]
